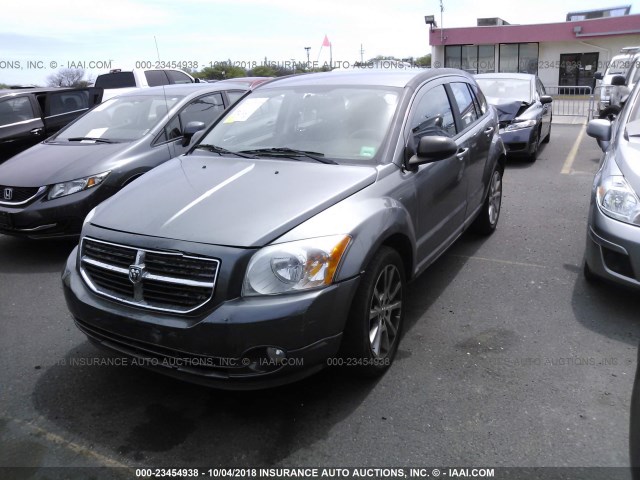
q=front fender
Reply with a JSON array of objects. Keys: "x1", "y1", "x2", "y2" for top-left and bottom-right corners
[{"x1": 275, "y1": 194, "x2": 417, "y2": 282}]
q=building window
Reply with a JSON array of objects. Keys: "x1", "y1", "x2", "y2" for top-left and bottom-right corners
[
  {"x1": 478, "y1": 46, "x2": 496, "y2": 73},
  {"x1": 499, "y1": 43, "x2": 539, "y2": 74},
  {"x1": 559, "y1": 52, "x2": 599, "y2": 87},
  {"x1": 445, "y1": 46, "x2": 462, "y2": 69},
  {"x1": 445, "y1": 45, "x2": 495, "y2": 73}
]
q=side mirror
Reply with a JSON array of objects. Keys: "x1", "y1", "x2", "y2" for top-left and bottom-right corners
[
  {"x1": 181, "y1": 121, "x2": 206, "y2": 147},
  {"x1": 593, "y1": 71, "x2": 603, "y2": 81},
  {"x1": 540, "y1": 95, "x2": 553, "y2": 104},
  {"x1": 408, "y1": 136, "x2": 458, "y2": 169},
  {"x1": 612, "y1": 75, "x2": 626, "y2": 86},
  {"x1": 194, "y1": 78, "x2": 201, "y2": 83},
  {"x1": 587, "y1": 119, "x2": 612, "y2": 152}
]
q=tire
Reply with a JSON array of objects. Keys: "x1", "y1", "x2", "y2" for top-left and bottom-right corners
[
  {"x1": 471, "y1": 167, "x2": 503, "y2": 235},
  {"x1": 542, "y1": 120, "x2": 551, "y2": 144},
  {"x1": 341, "y1": 247, "x2": 405, "y2": 377},
  {"x1": 527, "y1": 128, "x2": 539, "y2": 162}
]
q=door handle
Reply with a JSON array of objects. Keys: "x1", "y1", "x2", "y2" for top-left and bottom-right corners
[
  {"x1": 456, "y1": 147, "x2": 469, "y2": 160},
  {"x1": 483, "y1": 127, "x2": 494, "y2": 136},
  {"x1": 30, "y1": 128, "x2": 43, "y2": 136}
]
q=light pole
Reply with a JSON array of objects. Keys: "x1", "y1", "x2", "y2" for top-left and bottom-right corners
[{"x1": 304, "y1": 47, "x2": 311, "y2": 69}]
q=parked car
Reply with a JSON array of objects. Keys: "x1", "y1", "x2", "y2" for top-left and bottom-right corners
[
  {"x1": 0, "y1": 87, "x2": 102, "y2": 162},
  {"x1": 583, "y1": 80, "x2": 640, "y2": 289},
  {"x1": 594, "y1": 46, "x2": 640, "y2": 119},
  {"x1": 475, "y1": 73, "x2": 552, "y2": 162},
  {"x1": 62, "y1": 68, "x2": 506, "y2": 389},
  {"x1": 95, "y1": 68, "x2": 200, "y2": 101},
  {"x1": 0, "y1": 83, "x2": 249, "y2": 238}
]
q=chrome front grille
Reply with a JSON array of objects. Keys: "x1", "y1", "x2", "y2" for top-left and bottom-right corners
[
  {"x1": 0, "y1": 185, "x2": 46, "y2": 206},
  {"x1": 80, "y1": 237, "x2": 220, "y2": 313}
]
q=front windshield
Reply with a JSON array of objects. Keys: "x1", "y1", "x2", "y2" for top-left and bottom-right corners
[
  {"x1": 475, "y1": 78, "x2": 532, "y2": 103},
  {"x1": 605, "y1": 56, "x2": 632, "y2": 76},
  {"x1": 51, "y1": 94, "x2": 184, "y2": 142},
  {"x1": 199, "y1": 86, "x2": 400, "y2": 162}
]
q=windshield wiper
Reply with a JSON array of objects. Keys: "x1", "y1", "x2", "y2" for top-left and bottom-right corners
[
  {"x1": 67, "y1": 137, "x2": 117, "y2": 143},
  {"x1": 239, "y1": 147, "x2": 337, "y2": 164},
  {"x1": 195, "y1": 144, "x2": 257, "y2": 159}
]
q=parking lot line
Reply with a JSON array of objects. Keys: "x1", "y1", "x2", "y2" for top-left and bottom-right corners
[
  {"x1": 445, "y1": 254, "x2": 549, "y2": 269},
  {"x1": 9, "y1": 416, "x2": 131, "y2": 470},
  {"x1": 561, "y1": 124, "x2": 587, "y2": 175}
]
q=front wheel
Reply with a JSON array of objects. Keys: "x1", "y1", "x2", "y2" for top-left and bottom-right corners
[
  {"x1": 471, "y1": 167, "x2": 503, "y2": 235},
  {"x1": 341, "y1": 247, "x2": 405, "y2": 377}
]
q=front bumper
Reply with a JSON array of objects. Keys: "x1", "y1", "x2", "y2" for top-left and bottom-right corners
[
  {"x1": 585, "y1": 202, "x2": 640, "y2": 289},
  {"x1": 498, "y1": 126, "x2": 536, "y2": 156},
  {"x1": 0, "y1": 185, "x2": 117, "y2": 239},
  {"x1": 62, "y1": 244, "x2": 361, "y2": 389}
]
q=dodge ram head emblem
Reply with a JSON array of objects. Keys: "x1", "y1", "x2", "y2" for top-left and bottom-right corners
[
  {"x1": 3, "y1": 188, "x2": 12, "y2": 200},
  {"x1": 128, "y1": 265, "x2": 144, "y2": 284}
]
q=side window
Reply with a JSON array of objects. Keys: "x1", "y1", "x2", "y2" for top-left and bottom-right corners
[
  {"x1": 164, "y1": 116, "x2": 182, "y2": 141},
  {"x1": 409, "y1": 84, "x2": 457, "y2": 141},
  {"x1": 179, "y1": 93, "x2": 225, "y2": 126},
  {"x1": 449, "y1": 82, "x2": 480, "y2": 130},
  {"x1": 226, "y1": 90, "x2": 245, "y2": 105},
  {"x1": 48, "y1": 91, "x2": 89, "y2": 116},
  {"x1": 469, "y1": 83, "x2": 488, "y2": 116},
  {"x1": 0, "y1": 97, "x2": 36, "y2": 126},
  {"x1": 145, "y1": 70, "x2": 169, "y2": 87},
  {"x1": 166, "y1": 70, "x2": 193, "y2": 84}
]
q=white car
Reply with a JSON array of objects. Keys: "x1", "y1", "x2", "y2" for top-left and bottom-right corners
[
  {"x1": 594, "y1": 46, "x2": 640, "y2": 118},
  {"x1": 95, "y1": 68, "x2": 200, "y2": 101}
]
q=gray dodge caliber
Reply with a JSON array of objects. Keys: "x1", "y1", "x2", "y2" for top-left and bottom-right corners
[{"x1": 62, "y1": 69, "x2": 506, "y2": 389}]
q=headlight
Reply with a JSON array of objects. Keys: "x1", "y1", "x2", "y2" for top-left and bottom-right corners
[
  {"x1": 504, "y1": 119, "x2": 536, "y2": 131},
  {"x1": 242, "y1": 235, "x2": 351, "y2": 296},
  {"x1": 48, "y1": 172, "x2": 110, "y2": 200},
  {"x1": 597, "y1": 175, "x2": 640, "y2": 226}
]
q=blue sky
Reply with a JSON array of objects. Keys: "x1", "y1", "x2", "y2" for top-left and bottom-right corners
[{"x1": 0, "y1": 0, "x2": 635, "y2": 85}]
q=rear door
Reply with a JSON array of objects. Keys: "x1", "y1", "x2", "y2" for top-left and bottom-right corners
[{"x1": 0, "y1": 95, "x2": 45, "y2": 161}]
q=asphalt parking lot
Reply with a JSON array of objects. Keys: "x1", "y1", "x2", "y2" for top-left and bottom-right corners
[{"x1": 1, "y1": 122, "x2": 639, "y2": 478}]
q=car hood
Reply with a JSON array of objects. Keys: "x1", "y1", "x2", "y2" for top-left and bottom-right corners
[
  {"x1": 488, "y1": 98, "x2": 530, "y2": 123},
  {"x1": 0, "y1": 141, "x2": 131, "y2": 187},
  {"x1": 90, "y1": 155, "x2": 378, "y2": 247}
]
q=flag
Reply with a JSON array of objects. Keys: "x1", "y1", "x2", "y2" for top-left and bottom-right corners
[{"x1": 322, "y1": 35, "x2": 331, "y2": 47}]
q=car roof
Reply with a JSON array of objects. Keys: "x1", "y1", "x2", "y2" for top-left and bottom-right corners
[
  {"x1": 0, "y1": 87, "x2": 88, "y2": 99},
  {"x1": 475, "y1": 73, "x2": 535, "y2": 81},
  {"x1": 260, "y1": 68, "x2": 473, "y2": 89},
  {"x1": 107, "y1": 82, "x2": 250, "y2": 99}
]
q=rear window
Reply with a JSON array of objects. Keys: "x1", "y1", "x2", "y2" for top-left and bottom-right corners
[
  {"x1": 145, "y1": 70, "x2": 169, "y2": 87},
  {"x1": 95, "y1": 72, "x2": 136, "y2": 89}
]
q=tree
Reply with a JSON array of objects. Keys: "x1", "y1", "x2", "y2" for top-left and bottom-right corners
[
  {"x1": 415, "y1": 54, "x2": 432, "y2": 68},
  {"x1": 46, "y1": 68, "x2": 92, "y2": 87},
  {"x1": 249, "y1": 65, "x2": 278, "y2": 77},
  {"x1": 193, "y1": 65, "x2": 247, "y2": 81}
]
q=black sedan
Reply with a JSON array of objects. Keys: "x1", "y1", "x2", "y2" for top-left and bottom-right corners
[
  {"x1": 475, "y1": 73, "x2": 552, "y2": 162},
  {"x1": 0, "y1": 83, "x2": 249, "y2": 238}
]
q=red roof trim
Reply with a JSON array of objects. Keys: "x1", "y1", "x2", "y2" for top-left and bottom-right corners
[{"x1": 429, "y1": 14, "x2": 640, "y2": 46}]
